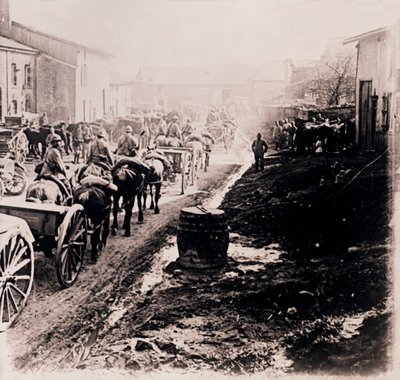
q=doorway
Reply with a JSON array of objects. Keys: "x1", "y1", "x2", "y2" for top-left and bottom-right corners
[{"x1": 359, "y1": 80, "x2": 372, "y2": 150}]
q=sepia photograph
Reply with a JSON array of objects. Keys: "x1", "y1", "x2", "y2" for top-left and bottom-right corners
[{"x1": 0, "y1": 0, "x2": 399, "y2": 379}]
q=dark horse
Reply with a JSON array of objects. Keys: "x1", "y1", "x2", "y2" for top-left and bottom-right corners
[
  {"x1": 73, "y1": 162, "x2": 114, "y2": 261},
  {"x1": 73, "y1": 185, "x2": 111, "y2": 262},
  {"x1": 143, "y1": 157, "x2": 164, "y2": 214},
  {"x1": 24, "y1": 125, "x2": 71, "y2": 158},
  {"x1": 111, "y1": 159, "x2": 148, "y2": 237}
]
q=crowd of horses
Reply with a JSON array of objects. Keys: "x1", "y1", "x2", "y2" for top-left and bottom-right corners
[
  {"x1": 25, "y1": 154, "x2": 165, "y2": 262},
  {"x1": 264, "y1": 117, "x2": 356, "y2": 154}
]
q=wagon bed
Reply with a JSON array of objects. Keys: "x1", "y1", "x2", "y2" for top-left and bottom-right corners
[{"x1": 0, "y1": 199, "x2": 88, "y2": 330}]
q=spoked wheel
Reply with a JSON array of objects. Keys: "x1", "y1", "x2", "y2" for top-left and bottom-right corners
[
  {"x1": 56, "y1": 204, "x2": 87, "y2": 289},
  {"x1": 0, "y1": 232, "x2": 34, "y2": 331},
  {"x1": 4, "y1": 172, "x2": 27, "y2": 196},
  {"x1": 0, "y1": 178, "x2": 4, "y2": 199},
  {"x1": 181, "y1": 152, "x2": 188, "y2": 195}
]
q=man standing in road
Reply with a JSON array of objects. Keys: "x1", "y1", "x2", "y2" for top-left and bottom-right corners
[{"x1": 251, "y1": 132, "x2": 268, "y2": 172}]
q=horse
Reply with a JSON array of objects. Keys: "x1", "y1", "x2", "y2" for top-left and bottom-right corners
[
  {"x1": 185, "y1": 140, "x2": 205, "y2": 176},
  {"x1": 24, "y1": 125, "x2": 71, "y2": 158},
  {"x1": 73, "y1": 184, "x2": 111, "y2": 262},
  {"x1": 111, "y1": 159, "x2": 148, "y2": 237},
  {"x1": 143, "y1": 157, "x2": 164, "y2": 214},
  {"x1": 73, "y1": 162, "x2": 114, "y2": 261},
  {"x1": 25, "y1": 178, "x2": 64, "y2": 205}
]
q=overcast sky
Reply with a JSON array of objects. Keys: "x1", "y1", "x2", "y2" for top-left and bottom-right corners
[{"x1": 10, "y1": 0, "x2": 400, "y2": 75}]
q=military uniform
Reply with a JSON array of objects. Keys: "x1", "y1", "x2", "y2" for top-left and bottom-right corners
[
  {"x1": 88, "y1": 137, "x2": 114, "y2": 166},
  {"x1": 117, "y1": 134, "x2": 138, "y2": 156}
]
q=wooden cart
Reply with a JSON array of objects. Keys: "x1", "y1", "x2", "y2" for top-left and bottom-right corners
[
  {"x1": 0, "y1": 200, "x2": 88, "y2": 330},
  {"x1": 156, "y1": 146, "x2": 195, "y2": 195}
]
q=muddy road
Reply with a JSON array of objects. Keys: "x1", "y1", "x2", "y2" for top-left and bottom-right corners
[{"x1": 1, "y1": 122, "x2": 394, "y2": 379}]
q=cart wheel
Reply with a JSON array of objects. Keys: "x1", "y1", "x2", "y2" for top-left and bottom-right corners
[
  {"x1": 0, "y1": 179, "x2": 4, "y2": 199},
  {"x1": 5, "y1": 172, "x2": 27, "y2": 196},
  {"x1": 56, "y1": 204, "x2": 87, "y2": 289},
  {"x1": 181, "y1": 152, "x2": 187, "y2": 195},
  {"x1": 0, "y1": 233, "x2": 34, "y2": 331}
]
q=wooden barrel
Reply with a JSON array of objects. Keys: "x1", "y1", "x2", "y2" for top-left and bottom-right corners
[{"x1": 177, "y1": 206, "x2": 229, "y2": 269}]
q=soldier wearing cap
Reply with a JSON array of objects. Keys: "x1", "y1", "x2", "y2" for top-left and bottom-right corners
[
  {"x1": 87, "y1": 130, "x2": 114, "y2": 167},
  {"x1": 116, "y1": 125, "x2": 138, "y2": 156},
  {"x1": 39, "y1": 134, "x2": 71, "y2": 198},
  {"x1": 166, "y1": 115, "x2": 182, "y2": 141}
]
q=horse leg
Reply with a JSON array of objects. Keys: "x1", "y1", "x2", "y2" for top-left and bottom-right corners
[
  {"x1": 137, "y1": 191, "x2": 144, "y2": 222},
  {"x1": 91, "y1": 222, "x2": 101, "y2": 262},
  {"x1": 154, "y1": 184, "x2": 161, "y2": 214},
  {"x1": 101, "y1": 212, "x2": 110, "y2": 248},
  {"x1": 149, "y1": 184, "x2": 154, "y2": 210},
  {"x1": 111, "y1": 193, "x2": 120, "y2": 236},
  {"x1": 123, "y1": 198, "x2": 134, "y2": 237},
  {"x1": 143, "y1": 183, "x2": 148, "y2": 210}
]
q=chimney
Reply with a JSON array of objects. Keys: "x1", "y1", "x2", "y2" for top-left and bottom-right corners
[{"x1": 0, "y1": 0, "x2": 11, "y2": 38}]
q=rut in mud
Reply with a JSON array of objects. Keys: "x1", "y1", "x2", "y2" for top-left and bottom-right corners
[{"x1": 5, "y1": 144, "x2": 392, "y2": 378}]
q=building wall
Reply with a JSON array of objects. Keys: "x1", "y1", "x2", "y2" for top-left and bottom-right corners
[
  {"x1": 36, "y1": 54, "x2": 75, "y2": 122},
  {"x1": 251, "y1": 80, "x2": 285, "y2": 104},
  {"x1": 109, "y1": 83, "x2": 133, "y2": 117},
  {"x1": 136, "y1": 83, "x2": 255, "y2": 109},
  {"x1": 356, "y1": 30, "x2": 394, "y2": 151},
  {"x1": 0, "y1": 0, "x2": 11, "y2": 38},
  {"x1": 75, "y1": 49, "x2": 110, "y2": 122},
  {"x1": 0, "y1": 49, "x2": 36, "y2": 121},
  {"x1": 11, "y1": 22, "x2": 78, "y2": 66}
]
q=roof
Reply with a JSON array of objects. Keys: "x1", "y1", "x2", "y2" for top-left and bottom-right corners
[
  {"x1": 137, "y1": 63, "x2": 286, "y2": 86},
  {"x1": 343, "y1": 26, "x2": 390, "y2": 45},
  {"x1": 0, "y1": 35, "x2": 37, "y2": 54},
  {"x1": 11, "y1": 21, "x2": 113, "y2": 58}
]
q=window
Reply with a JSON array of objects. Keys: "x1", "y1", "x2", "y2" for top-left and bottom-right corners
[
  {"x1": 11, "y1": 63, "x2": 17, "y2": 86},
  {"x1": 24, "y1": 64, "x2": 32, "y2": 88},
  {"x1": 25, "y1": 94, "x2": 32, "y2": 113},
  {"x1": 11, "y1": 100, "x2": 17, "y2": 114},
  {"x1": 81, "y1": 64, "x2": 88, "y2": 87}
]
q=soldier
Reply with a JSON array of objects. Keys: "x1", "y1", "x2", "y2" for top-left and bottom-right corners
[
  {"x1": 87, "y1": 130, "x2": 114, "y2": 168},
  {"x1": 251, "y1": 132, "x2": 268, "y2": 172},
  {"x1": 116, "y1": 125, "x2": 138, "y2": 156},
  {"x1": 166, "y1": 115, "x2": 182, "y2": 141},
  {"x1": 39, "y1": 134, "x2": 71, "y2": 199}
]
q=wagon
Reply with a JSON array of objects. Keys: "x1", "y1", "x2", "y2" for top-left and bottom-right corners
[
  {"x1": 156, "y1": 146, "x2": 195, "y2": 195},
  {"x1": 207, "y1": 123, "x2": 235, "y2": 153},
  {"x1": 0, "y1": 200, "x2": 88, "y2": 330}
]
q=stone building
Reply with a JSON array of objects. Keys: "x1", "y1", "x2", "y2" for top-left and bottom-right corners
[
  {"x1": 0, "y1": 35, "x2": 37, "y2": 121},
  {"x1": 0, "y1": 0, "x2": 112, "y2": 123}
]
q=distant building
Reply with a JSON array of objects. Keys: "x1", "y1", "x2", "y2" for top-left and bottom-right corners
[
  {"x1": 109, "y1": 72, "x2": 144, "y2": 117},
  {"x1": 136, "y1": 63, "x2": 287, "y2": 109},
  {"x1": 0, "y1": 0, "x2": 112, "y2": 123},
  {"x1": 344, "y1": 21, "x2": 398, "y2": 152}
]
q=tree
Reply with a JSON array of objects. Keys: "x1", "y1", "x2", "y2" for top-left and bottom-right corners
[{"x1": 308, "y1": 51, "x2": 356, "y2": 106}]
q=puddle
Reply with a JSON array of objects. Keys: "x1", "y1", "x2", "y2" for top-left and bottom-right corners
[
  {"x1": 139, "y1": 237, "x2": 178, "y2": 294},
  {"x1": 205, "y1": 155, "x2": 252, "y2": 209}
]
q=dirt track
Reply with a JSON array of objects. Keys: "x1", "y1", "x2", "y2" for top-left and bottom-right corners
[{"x1": 2, "y1": 123, "x2": 393, "y2": 379}]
